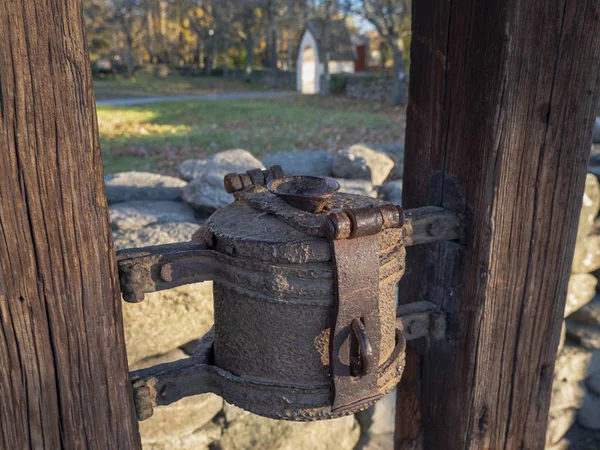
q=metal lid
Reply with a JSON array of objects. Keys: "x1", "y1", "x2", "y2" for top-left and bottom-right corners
[{"x1": 206, "y1": 193, "x2": 390, "y2": 264}]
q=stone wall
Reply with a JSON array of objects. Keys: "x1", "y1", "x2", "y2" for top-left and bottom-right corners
[
  {"x1": 344, "y1": 75, "x2": 398, "y2": 104},
  {"x1": 225, "y1": 69, "x2": 297, "y2": 90},
  {"x1": 546, "y1": 173, "x2": 600, "y2": 450}
]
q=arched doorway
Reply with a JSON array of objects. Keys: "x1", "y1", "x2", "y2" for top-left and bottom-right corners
[{"x1": 301, "y1": 46, "x2": 317, "y2": 94}]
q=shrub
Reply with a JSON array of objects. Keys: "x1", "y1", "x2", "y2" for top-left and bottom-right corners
[{"x1": 330, "y1": 74, "x2": 347, "y2": 94}]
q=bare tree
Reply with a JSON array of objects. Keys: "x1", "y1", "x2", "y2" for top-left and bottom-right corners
[
  {"x1": 358, "y1": 0, "x2": 410, "y2": 105},
  {"x1": 314, "y1": 0, "x2": 342, "y2": 96},
  {"x1": 233, "y1": 0, "x2": 262, "y2": 77},
  {"x1": 112, "y1": 0, "x2": 146, "y2": 76}
]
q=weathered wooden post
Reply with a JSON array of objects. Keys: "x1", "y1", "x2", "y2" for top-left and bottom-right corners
[
  {"x1": 396, "y1": 1, "x2": 600, "y2": 449},
  {"x1": 0, "y1": 1, "x2": 141, "y2": 448}
]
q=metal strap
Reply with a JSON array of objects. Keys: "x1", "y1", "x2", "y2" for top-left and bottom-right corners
[{"x1": 330, "y1": 234, "x2": 382, "y2": 413}]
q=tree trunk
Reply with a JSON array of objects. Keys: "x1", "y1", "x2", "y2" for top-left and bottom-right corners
[
  {"x1": 125, "y1": 31, "x2": 135, "y2": 78},
  {"x1": 396, "y1": 1, "x2": 600, "y2": 449},
  {"x1": 205, "y1": 36, "x2": 214, "y2": 76},
  {"x1": 245, "y1": 37, "x2": 254, "y2": 79},
  {"x1": 159, "y1": 0, "x2": 168, "y2": 63},
  {"x1": 320, "y1": 51, "x2": 331, "y2": 96},
  {"x1": 146, "y1": 9, "x2": 155, "y2": 63},
  {"x1": 196, "y1": 34, "x2": 203, "y2": 67},
  {"x1": 270, "y1": 28, "x2": 278, "y2": 69},
  {"x1": 0, "y1": 1, "x2": 141, "y2": 449},
  {"x1": 223, "y1": 37, "x2": 230, "y2": 76},
  {"x1": 391, "y1": 46, "x2": 407, "y2": 106}
]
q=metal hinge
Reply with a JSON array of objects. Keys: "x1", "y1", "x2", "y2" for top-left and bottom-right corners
[{"x1": 396, "y1": 301, "x2": 446, "y2": 341}]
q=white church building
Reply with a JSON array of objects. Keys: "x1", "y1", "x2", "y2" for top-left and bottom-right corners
[{"x1": 296, "y1": 20, "x2": 359, "y2": 95}]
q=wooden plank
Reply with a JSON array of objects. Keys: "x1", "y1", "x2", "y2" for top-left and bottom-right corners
[
  {"x1": 0, "y1": 1, "x2": 141, "y2": 448},
  {"x1": 397, "y1": 0, "x2": 600, "y2": 449}
]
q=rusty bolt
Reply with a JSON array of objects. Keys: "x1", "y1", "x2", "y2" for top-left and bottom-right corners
[
  {"x1": 224, "y1": 173, "x2": 243, "y2": 193},
  {"x1": 426, "y1": 220, "x2": 442, "y2": 237},
  {"x1": 160, "y1": 263, "x2": 179, "y2": 283},
  {"x1": 407, "y1": 319, "x2": 424, "y2": 336},
  {"x1": 396, "y1": 205, "x2": 405, "y2": 228}
]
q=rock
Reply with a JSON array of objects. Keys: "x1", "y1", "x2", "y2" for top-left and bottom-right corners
[
  {"x1": 334, "y1": 178, "x2": 377, "y2": 197},
  {"x1": 593, "y1": 118, "x2": 600, "y2": 144},
  {"x1": 554, "y1": 344, "x2": 600, "y2": 383},
  {"x1": 368, "y1": 141, "x2": 405, "y2": 182},
  {"x1": 222, "y1": 402, "x2": 249, "y2": 424},
  {"x1": 545, "y1": 438, "x2": 571, "y2": 450},
  {"x1": 369, "y1": 141, "x2": 405, "y2": 159},
  {"x1": 332, "y1": 144, "x2": 395, "y2": 185},
  {"x1": 104, "y1": 172, "x2": 186, "y2": 204},
  {"x1": 139, "y1": 395, "x2": 223, "y2": 446},
  {"x1": 109, "y1": 201, "x2": 199, "y2": 230},
  {"x1": 215, "y1": 413, "x2": 360, "y2": 450},
  {"x1": 262, "y1": 150, "x2": 334, "y2": 177},
  {"x1": 129, "y1": 347, "x2": 224, "y2": 449},
  {"x1": 586, "y1": 349, "x2": 600, "y2": 393},
  {"x1": 356, "y1": 389, "x2": 396, "y2": 436},
  {"x1": 122, "y1": 282, "x2": 214, "y2": 364},
  {"x1": 131, "y1": 347, "x2": 223, "y2": 447},
  {"x1": 113, "y1": 221, "x2": 213, "y2": 364},
  {"x1": 578, "y1": 390, "x2": 600, "y2": 430},
  {"x1": 572, "y1": 235, "x2": 600, "y2": 274},
  {"x1": 576, "y1": 174, "x2": 600, "y2": 238},
  {"x1": 178, "y1": 149, "x2": 264, "y2": 181},
  {"x1": 570, "y1": 296, "x2": 600, "y2": 325},
  {"x1": 378, "y1": 181, "x2": 403, "y2": 205},
  {"x1": 387, "y1": 160, "x2": 404, "y2": 181},
  {"x1": 566, "y1": 320, "x2": 600, "y2": 350},
  {"x1": 182, "y1": 173, "x2": 234, "y2": 213},
  {"x1": 588, "y1": 164, "x2": 600, "y2": 180},
  {"x1": 549, "y1": 378, "x2": 586, "y2": 412},
  {"x1": 590, "y1": 149, "x2": 600, "y2": 167},
  {"x1": 546, "y1": 408, "x2": 577, "y2": 447},
  {"x1": 112, "y1": 222, "x2": 200, "y2": 250},
  {"x1": 355, "y1": 433, "x2": 394, "y2": 450},
  {"x1": 588, "y1": 369, "x2": 600, "y2": 395},
  {"x1": 129, "y1": 348, "x2": 188, "y2": 371},
  {"x1": 564, "y1": 274, "x2": 597, "y2": 317},
  {"x1": 564, "y1": 423, "x2": 600, "y2": 450},
  {"x1": 555, "y1": 321, "x2": 567, "y2": 356},
  {"x1": 143, "y1": 422, "x2": 222, "y2": 450}
]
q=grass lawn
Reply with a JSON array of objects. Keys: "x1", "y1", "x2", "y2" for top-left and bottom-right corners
[
  {"x1": 93, "y1": 74, "x2": 270, "y2": 100},
  {"x1": 98, "y1": 95, "x2": 406, "y2": 175}
]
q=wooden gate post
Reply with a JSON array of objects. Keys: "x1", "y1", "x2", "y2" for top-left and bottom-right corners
[
  {"x1": 396, "y1": 1, "x2": 600, "y2": 449},
  {"x1": 0, "y1": 1, "x2": 141, "y2": 448}
]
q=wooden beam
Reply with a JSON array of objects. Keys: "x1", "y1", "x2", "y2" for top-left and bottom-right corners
[
  {"x1": 396, "y1": 0, "x2": 600, "y2": 449},
  {"x1": 0, "y1": 1, "x2": 141, "y2": 448}
]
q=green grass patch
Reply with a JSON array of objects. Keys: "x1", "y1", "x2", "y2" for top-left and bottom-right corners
[
  {"x1": 93, "y1": 73, "x2": 269, "y2": 100},
  {"x1": 98, "y1": 95, "x2": 405, "y2": 175}
]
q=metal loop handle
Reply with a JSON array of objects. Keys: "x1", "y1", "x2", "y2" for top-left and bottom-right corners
[{"x1": 350, "y1": 318, "x2": 374, "y2": 376}]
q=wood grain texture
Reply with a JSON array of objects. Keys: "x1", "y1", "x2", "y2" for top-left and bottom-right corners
[
  {"x1": 397, "y1": 0, "x2": 600, "y2": 449},
  {"x1": 0, "y1": 1, "x2": 141, "y2": 448}
]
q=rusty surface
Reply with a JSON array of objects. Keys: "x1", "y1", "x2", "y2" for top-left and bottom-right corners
[
  {"x1": 223, "y1": 165, "x2": 284, "y2": 194},
  {"x1": 117, "y1": 241, "x2": 209, "y2": 302},
  {"x1": 118, "y1": 177, "x2": 459, "y2": 422},
  {"x1": 330, "y1": 234, "x2": 384, "y2": 412},
  {"x1": 130, "y1": 327, "x2": 405, "y2": 421},
  {"x1": 396, "y1": 301, "x2": 447, "y2": 341},
  {"x1": 403, "y1": 206, "x2": 464, "y2": 246},
  {"x1": 116, "y1": 206, "x2": 463, "y2": 302},
  {"x1": 350, "y1": 318, "x2": 373, "y2": 376},
  {"x1": 266, "y1": 176, "x2": 340, "y2": 213}
]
